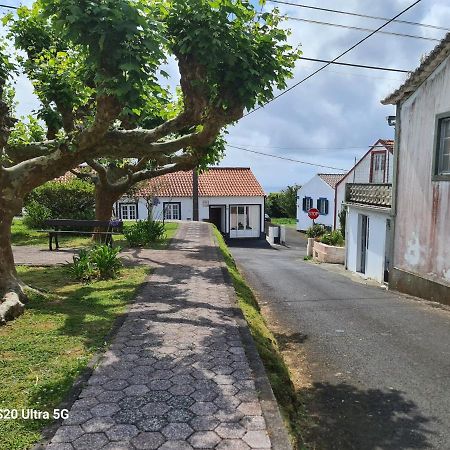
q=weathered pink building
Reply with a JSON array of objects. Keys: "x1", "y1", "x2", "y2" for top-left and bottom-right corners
[{"x1": 382, "y1": 33, "x2": 450, "y2": 304}]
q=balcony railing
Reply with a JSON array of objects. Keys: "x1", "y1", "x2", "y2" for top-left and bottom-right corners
[{"x1": 345, "y1": 183, "x2": 392, "y2": 208}]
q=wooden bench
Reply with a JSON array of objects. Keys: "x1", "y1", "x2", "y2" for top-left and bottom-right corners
[{"x1": 41, "y1": 219, "x2": 124, "y2": 251}]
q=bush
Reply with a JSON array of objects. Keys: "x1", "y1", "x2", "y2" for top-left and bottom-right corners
[
  {"x1": 320, "y1": 230, "x2": 344, "y2": 247},
  {"x1": 23, "y1": 200, "x2": 52, "y2": 228},
  {"x1": 124, "y1": 220, "x2": 165, "y2": 247},
  {"x1": 70, "y1": 245, "x2": 122, "y2": 281},
  {"x1": 25, "y1": 178, "x2": 95, "y2": 224},
  {"x1": 306, "y1": 223, "x2": 327, "y2": 238}
]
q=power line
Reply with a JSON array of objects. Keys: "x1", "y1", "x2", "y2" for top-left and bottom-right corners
[
  {"x1": 229, "y1": 143, "x2": 391, "y2": 151},
  {"x1": 284, "y1": 16, "x2": 441, "y2": 42},
  {"x1": 267, "y1": 0, "x2": 450, "y2": 32},
  {"x1": 227, "y1": 144, "x2": 347, "y2": 171},
  {"x1": 0, "y1": 4, "x2": 18, "y2": 9},
  {"x1": 300, "y1": 57, "x2": 410, "y2": 73},
  {"x1": 245, "y1": 0, "x2": 423, "y2": 117}
]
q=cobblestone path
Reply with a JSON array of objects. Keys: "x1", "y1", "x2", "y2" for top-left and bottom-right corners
[{"x1": 45, "y1": 222, "x2": 281, "y2": 450}]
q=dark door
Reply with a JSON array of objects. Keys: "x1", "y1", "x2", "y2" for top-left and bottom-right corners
[
  {"x1": 209, "y1": 207, "x2": 222, "y2": 231},
  {"x1": 358, "y1": 215, "x2": 369, "y2": 274}
]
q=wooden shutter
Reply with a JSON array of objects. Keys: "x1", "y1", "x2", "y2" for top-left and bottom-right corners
[{"x1": 302, "y1": 197, "x2": 307, "y2": 211}]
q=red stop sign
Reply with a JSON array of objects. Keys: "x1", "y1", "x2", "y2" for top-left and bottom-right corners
[{"x1": 308, "y1": 208, "x2": 320, "y2": 220}]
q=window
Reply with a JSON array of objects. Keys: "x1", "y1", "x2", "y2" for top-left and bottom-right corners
[
  {"x1": 164, "y1": 203, "x2": 181, "y2": 220},
  {"x1": 302, "y1": 196, "x2": 313, "y2": 211},
  {"x1": 317, "y1": 198, "x2": 329, "y2": 215},
  {"x1": 120, "y1": 203, "x2": 137, "y2": 220},
  {"x1": 435, "y1": 116, "x2": 450, "y2": 178},
  {"x1": 370, "y1": 151, "x2": 386, "y2": 183}
]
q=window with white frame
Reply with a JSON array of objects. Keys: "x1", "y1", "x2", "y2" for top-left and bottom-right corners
[
  {"x1": 164, "y1": 203, "x2": 181, "y2": 220},
  {"x1": 317, "y1": 198, "x2": 329, "y2": 215},
  {"x1": 302, "y1": 196, "x2": 313, "y2": 211},
  {"x1": 435, "y1": 116, "x2": 450, "y2": 177},
  {"x1": 120, "y1": 203, "x2": 137, "y2": 220}
]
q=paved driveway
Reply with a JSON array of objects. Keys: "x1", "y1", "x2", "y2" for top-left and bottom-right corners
[{"x1": 228, "y1": 239, "x2": 450, "y2": 450}]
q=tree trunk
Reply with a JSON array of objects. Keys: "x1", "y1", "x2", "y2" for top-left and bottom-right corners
[
  {"x1": 0, "y1": 197, "x2": 26, "y2": 325},
  {"x1": 94, "y1": 183, "x2": 122, "y2": 243}
]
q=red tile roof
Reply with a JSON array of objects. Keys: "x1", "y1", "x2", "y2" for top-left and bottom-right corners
[
  {"x1": 378, "y1": 139, "x2": 394, "y2": 153},
  {"x1": 137, "y1": 168, "x2": 265, "y2": 198},
  {"x1": 318, "y1": 173, "x2": 346, "y2": 189}
]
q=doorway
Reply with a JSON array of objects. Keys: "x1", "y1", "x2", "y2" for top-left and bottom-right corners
[
  {"x1": 358, "y1": 214, "x2": 369, "y2": 274},
  {"x1": 209, "y1": 206, "x2": 225, "y2": 232}
]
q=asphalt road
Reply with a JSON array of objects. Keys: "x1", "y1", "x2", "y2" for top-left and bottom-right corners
[{"x1": 228, "y1": 230, "x2": 450, "y2": 450}]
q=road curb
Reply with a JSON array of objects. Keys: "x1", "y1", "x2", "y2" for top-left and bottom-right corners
[{"x1": 212, "y1": 230, "x2": 293, "y2": 450}]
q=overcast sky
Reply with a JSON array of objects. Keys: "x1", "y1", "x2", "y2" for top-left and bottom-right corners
[{"x1": 4, "y1": 0, "x2": 450, "y2": 192}]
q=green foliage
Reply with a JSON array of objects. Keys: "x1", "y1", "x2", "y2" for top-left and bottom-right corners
[
  {"x1": 8, "y1": 116, "x2": 46, "y2": 145},
  {"x1": 70, "y1": 248, "x2": 97, "y2": 281},
  {"x1": 320, "y1": 230, "x2": 344, "y2": 247},
  {"x1": 266, "y1": 193, "x2": 285, "y2": 218},
  {"x1": 306, "y1": 223, "x2": 327, "y2": 238},
  {"x1": 25, "y1": 178, "x2": 95, "y2": 224},
  {"x1": 279, "y1": 184, "x2": 300, "y2": 218},
  {"x1": 23, "y1": 200, "x2": 51, "y2": 228},
  {"x1": 124, "y1": 219, "x2": 165, "y2": 247},
  {"x1": 70, "y1": 245, "x2": 122, "y2": 281},
  {"x1": 167, "y1": 0, "x2": 300, "y2": 110}
]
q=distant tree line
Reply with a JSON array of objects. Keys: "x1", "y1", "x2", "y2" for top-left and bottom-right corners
[{"x1": 266, "y1": 184, "x2": 300, "y2": 218}]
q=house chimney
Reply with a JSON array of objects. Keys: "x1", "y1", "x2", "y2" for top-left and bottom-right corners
[{"x1": 193, "y1": 169, "x2": 199, "y2": 221}]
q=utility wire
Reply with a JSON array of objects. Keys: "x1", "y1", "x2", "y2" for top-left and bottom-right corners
[
  {"x1": 229, "y1": 143, "x2": 391, "y2": 151},
  {"x1": 227, "y1": 144, "x2": 347, "y2": 171},
  {"x1": 284, "y1": 16, "x2": 441, "y2": 42},
  {"x1": 245, "y1": 0, "x2": 423, "y2": 117},
  {"x1": 0, "y1": 4, "x2": 17, "y2": 9},
  {"x1": 267, "y1": 0, "x2": 450, "y2": 32},
  {"x1": 300, "y1": 57, "x2": 410, "y2": 73}
]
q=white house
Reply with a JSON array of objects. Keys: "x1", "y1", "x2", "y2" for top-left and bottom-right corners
[
  {"x1": 116, "y1": 167, "x2": 266, "y2": 239},
  {"x1": 334, "y1": 139, "x2": 394, "y2": 230},
  {"x1": 344, "y1": 185, "x2": 393, "y2": 283},
  {"x1": 335, "y1": 139, "x2": 395, "y2": 284},
  {"x1": 381, "y1": 33, "x2": 450, "y2": 303},
  {"x1": 296, "y1": 174, "x2": 344, "y2": 231}
]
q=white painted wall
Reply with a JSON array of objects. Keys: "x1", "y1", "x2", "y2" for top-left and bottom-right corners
[
  {"x1": 296, "y1": 175, "x2": 335, "y2": 231},
  {"x1": 346, "y1": 204, "x2": 390, "y2": 283},
  {"x1": 119, "y1": 195, "x2": 265, "y2": 237},
  {"x1": 335, "y1": 146, "x2": 394, "y2": 230},
  {"x1": 394, "y1": 56, "x2": 450, "y2": 284}
]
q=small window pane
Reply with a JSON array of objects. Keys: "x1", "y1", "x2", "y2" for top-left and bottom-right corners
[{"x1": 438, "y1": 118, "x2": 450, "y2": 175}]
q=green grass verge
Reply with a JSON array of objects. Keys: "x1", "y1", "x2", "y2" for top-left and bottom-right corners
[
  {"x1": 11, "y1": 218, "x2": 178, "y2": 250},
  {"x1": 212, "y1": 227, "x2": 306, "y2": 449},
  {"x1": 0, "y1": 265, "x2": 148, "y2": 450},
  {"x1": 271, "y1": 217, "x2": 297, "y2": 228}
]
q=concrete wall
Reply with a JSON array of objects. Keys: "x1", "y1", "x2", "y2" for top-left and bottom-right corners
[
  {"x1": 394, "y1": 55, "x2": 450, "y2": 290},
  {"x1": 335, "y1": 146, "x2": 394, "y2": 229},
  {"x1": 119, "y1": 195, "x2": 265, "y2": 237},
  {"x1": 296, "y1": 175, "x2": 335, "y2": 231},
  {"x1": 346, "y1": 205, "x2": 390, "y2": 283}
]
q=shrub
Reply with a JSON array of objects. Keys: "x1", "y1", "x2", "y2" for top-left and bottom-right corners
[
  {"x1": 124, "y1": 220, "x2": 165, "y2": 247},
  {"x1": 70, "y1": 245, "x2": 122, "y2": 281},
  {"x1": 306, "y1": 223, "x2": 327, "y2": 238},
  {"x1": 23, "y1": 200, "x2": 52, "y2": 228},
  {"x1": 320, "y1": 230, "x2": 344, "y2": 247},
  {"x1": 71, "y1": 249, "x2": 98, "y2": 282},
  {"x1": 89, "y1": 245, "x2": 122, "y2": 279},
  {"x1": 25, "y1": 178, "x2": 95, "y2": 222}
]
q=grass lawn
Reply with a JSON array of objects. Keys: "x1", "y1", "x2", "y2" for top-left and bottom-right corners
[
  {"x1": 271, "y1": 217, "x2": 297, "y2": 228},
  {"x1": 0, "y1": 265, "x2": 148, "y2": 450},
  {"x1": 213, "y1": 227, "x2": 307, "y2": 449},
  {"x1": 11, "y1": 218, "x2": 178, "y2": 250}
]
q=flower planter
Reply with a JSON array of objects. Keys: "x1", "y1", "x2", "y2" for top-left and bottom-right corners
[{"x1": 312, "y1": 240, "x2": 345, "y2": 264}]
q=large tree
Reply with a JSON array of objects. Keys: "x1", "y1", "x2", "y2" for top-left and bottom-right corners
[{"x1": 0, "y1": 0, "x2": 299, "y2": 323}]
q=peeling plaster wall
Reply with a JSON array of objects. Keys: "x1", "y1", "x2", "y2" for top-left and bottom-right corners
[{"x1": 395, "y1": 56, "x2": 450, "y2": 286}]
